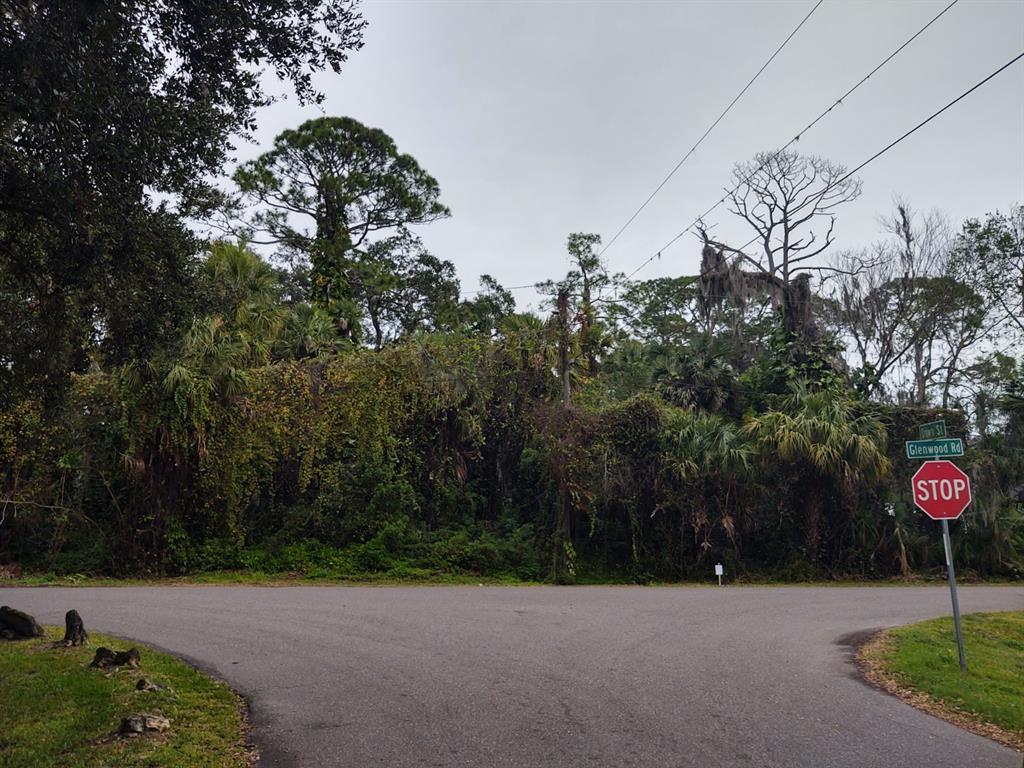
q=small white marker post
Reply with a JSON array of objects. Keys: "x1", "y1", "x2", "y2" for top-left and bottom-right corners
[{"x1": 714, "y1": 563, "x2": 723, "y2": 586}]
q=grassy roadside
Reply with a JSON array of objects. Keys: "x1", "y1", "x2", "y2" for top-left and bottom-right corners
[
  {"x1": 0, "y1": 627, "x2": 252, "y2": 767},
  {"x1": 3, "y1": 570, "x2": 1020, "y2": 588},
  {"x1": 3, "y1": 570, "x2": 540, "y2": 587},
  {"x1": 858, "y1": 611, "x2": 1024, "y2": 751}
]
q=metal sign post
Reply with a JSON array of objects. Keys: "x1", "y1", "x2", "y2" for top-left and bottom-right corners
[
  {"x1": 940, "y1": 518, "x2": 967, "y2": 672},
  {"x1": 910, "y1": 443, "x2": 971, "y2": 673}
]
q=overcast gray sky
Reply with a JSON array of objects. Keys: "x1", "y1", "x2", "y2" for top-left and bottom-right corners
[{"x1": 237, "y1": 0, "x2": 1024, "y2": 311}]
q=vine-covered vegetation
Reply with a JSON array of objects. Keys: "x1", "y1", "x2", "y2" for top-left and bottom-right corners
[{"x1": 3, "y1": 318, "x2": 1022, "y2": 581}]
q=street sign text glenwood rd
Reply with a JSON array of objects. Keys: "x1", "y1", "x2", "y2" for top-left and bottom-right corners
[{"x1": 905, "y1": 437, "x2": 964, "y2": 459}]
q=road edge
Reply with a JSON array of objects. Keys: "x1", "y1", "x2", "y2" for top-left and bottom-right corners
[
  {"x1": 99, "y1": 630, "x2": 263, "y2": 767},
  {"x1": 854, "y1": 629, "x2": 1023, "y2": 753}
]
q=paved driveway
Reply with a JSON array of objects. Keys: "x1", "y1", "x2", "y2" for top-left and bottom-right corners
[{"x1": 2, "y1": 585, "x2": 1021, "y2": 767}]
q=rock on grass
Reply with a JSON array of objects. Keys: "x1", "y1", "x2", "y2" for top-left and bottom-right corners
[
  {"x1": 91, "y1": 646, "x2": 141, "y2": 669},
  {"x1": 118, "y1": 713, "x2": 171, "y2": 735},
  {"x1": 0, "y1": 606, "x2": 43, "y2": 640}
]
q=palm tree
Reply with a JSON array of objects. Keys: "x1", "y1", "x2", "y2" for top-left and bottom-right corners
[
  {"x1": 664, "y1": 409, "x2": 752, "y2": 563},
  {"x1": 200, "y1": 240, "x2": 280, "y2": 317},
  {"x1": 164, "y1": 241, "x2": 289, "y2": 404},
  {"x1": 652, "y1": 342, "x2": 738, "y2": 413},
  {"x1": 497, "y1": 312, "x2": 557, "y2": 392},
  {"x1": 277, "y1": 303, "x2": 339, "y2": 359},
  {"x1": 742, "y1": 383, "x2": 890, "y2": 563}
]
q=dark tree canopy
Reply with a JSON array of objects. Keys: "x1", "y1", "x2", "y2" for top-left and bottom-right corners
[
  {"x1": 353, "y1": 231, "x2": 461, "y2": 348},
  {"x1": 955, "y1": 205, "x2": 1024, "y2": 338},
  {"x1": 0, "y1": 0, "x2": 366, "y2": 407},
  {"x1": 610, "y1": 277, "x2": 698, "y2": 348},
  {"x1": 1, "y1": 1, "x2": 366, "y2": 205}
]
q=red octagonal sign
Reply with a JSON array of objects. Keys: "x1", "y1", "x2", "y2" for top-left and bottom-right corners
[{"x1": 912, "y1": 460, "x2": 972, "y2": 520}]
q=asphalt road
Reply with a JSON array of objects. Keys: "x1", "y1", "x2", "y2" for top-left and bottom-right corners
[{"x1": 2, "y1": 586, "x2": 1022, "y2": 768}]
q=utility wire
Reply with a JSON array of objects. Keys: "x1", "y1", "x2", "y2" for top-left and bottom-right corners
[
  {"x1": 624, "y1": 0, "x2": 969, "y2": 280},
  {"x1": 795, "y1": 0, "x2": 961, "y2": 141},
  {"x1": 460, "y1": 282, "x2": 537, "y2": 297},
  {"x1": 834, "y1": 51, "x2": 1024, "y2": 186},
  {"x1": 597, "y1": 0, "x2": 824, "y2": 259},
  {"x1": 728, "y1": 49, "x2": 1024, "y2": 262},
  {"x1": 467, "y1": 5, "x2": 1020, "y2": 296}
]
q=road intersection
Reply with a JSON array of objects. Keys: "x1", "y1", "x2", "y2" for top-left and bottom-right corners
[{"x1": 3, "y1": 585, "x2": 1021, "y2": 767}]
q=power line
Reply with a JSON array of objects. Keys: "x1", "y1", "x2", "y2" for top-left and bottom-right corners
[
  {"x1": 466, "y1": 4, "x2": 1017, "y2": 298},
  {"x1": 597, "y1": 0, "x2": 825, "y2": 258},
  {"x1": 835, "y1": 51, "x2": 1024, "y2": 186},
  {"x1": 733, "y1": 49, "x2": 1024, "y2": 260},
  {"x1": 623, "y1": 0, "x2": 966, "y2": 280},
  {"x1": 460, "y1": 282, "x2": 536, "y2": 297},
  {"x1": 794, "y1": 0, "x2": 961, "y2": 142},
  {"x1": 632, "y1": 48, "x2": 1024, "y2": 278}
]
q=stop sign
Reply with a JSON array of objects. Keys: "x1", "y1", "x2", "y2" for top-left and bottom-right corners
[{"x1": 911, "y1": 460, "x2": 972, "y2": 520}]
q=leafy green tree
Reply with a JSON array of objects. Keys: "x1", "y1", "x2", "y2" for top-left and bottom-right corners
[
  {"x1": 899, "y1": 276, "x2": 986, "y2": 407},
  {"x1": 196, "y1": 241, "x2": 279, "y2": 319},
  {"x1": 653, "y1": 342, "x2": 739, "y2": 414},
  {"x1": 276, "y1": 304, "x2": 340, "y2": 360},
  {"x1": 691, "y1": 234, "x2": 788, "y2": 372},
  {"x1": 954, "y1": 205, "x2": 1023, "y2": 338},
  {"x1": 965, "y1": 361, "x2": 1024, "y2": 577},
  {"x1": 665, "y1": 409, "x2": 752, "y2": 560},
  {"x1": 0, "y1": 204, "x2": 197, "y2": 409},
  {"x1": 166, "y1": 242, "x2": 286, "y2": 401},
  {"x1": 353, "y1": 232, "x2": 460, "y2": 348},
  {"x1": 830, "y1": 203, "x2": 951, "y2": 401},
  {"x1": 459, "y1": 276, "x2": 516, "y2": 337},
  {"x1": 274, "y1": 263, "x2": 313, "y2": 306},
  {"x1": 600, "y1": 340, "x2": 656, "y2": 401},
  {"x1": 566, "y1": 233, "x2": 615, "y2": 372},
  {"x1": 609, "y1": 276, "x2": 698, "y2": 348},
  {"x1": 233, "y1": 117, "x2": 450, "y2": 335},
  {"x1": 0, "y1": 1, "x2": 366, "y2": 407},
  {"x1": 496, "y1": 312, "x2": 556, "y2": 385},
  {"x1": 2, "y1": 2, "x2": 365, "y2": 203},
  {"x1": 537, "y1": 233, "x2": 623, "y2": 405}
]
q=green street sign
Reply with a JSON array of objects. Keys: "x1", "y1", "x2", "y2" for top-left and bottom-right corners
[
  {"x1": 918, "y1": 420, "x2": 946, "y2": 439},
  {"x1": 905, "y1": 437, "x2": 964, "y2": 459}
]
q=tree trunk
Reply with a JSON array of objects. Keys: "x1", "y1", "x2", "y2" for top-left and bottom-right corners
[
  {"x1": 803, "y1": 484, "x2": 822, "y2": 563},
  {"x1": 894, "y1": 524, "x2": 911, "y2": 578},
  {"x1": 913, "y1": 342, "x2": 928, "y2": 404},
  {"x1": 370, "y1": 306, "x2": 383, "y2": 350},
  {"x1": 782, "y1": 274, "x2": 818, "y2": 344},
  {"x1": 62, "y1": 609, "x2": 88, "y2": 646},
  {"x1": 556, "y1": 288, "x2": 572, "y2": 408}
]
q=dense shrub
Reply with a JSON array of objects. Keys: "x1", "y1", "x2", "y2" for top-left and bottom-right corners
[{"x1": 1, "y1": 336, "x2": 1021, "y2": 581}]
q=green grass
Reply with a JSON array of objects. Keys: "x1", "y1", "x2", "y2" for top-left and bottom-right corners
[
  {"x1": 4, "y1": 569, "x2": 542, "y2": 587},
  {"x1": 0, "y1": 628, "x2": 250, "y2": 768},
  {"x1": 6, "y1": 570, "x2": 1019, "y2": 588},
  {"x1": 871, "y1": 611, "x2": 1024, "y2": 739}
]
